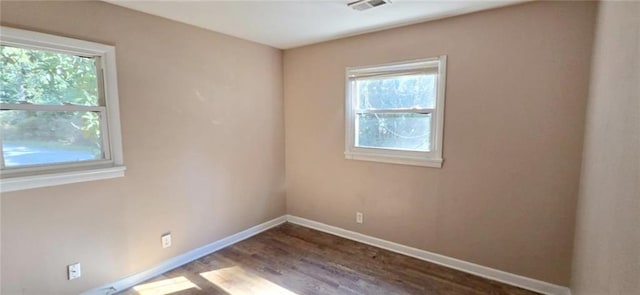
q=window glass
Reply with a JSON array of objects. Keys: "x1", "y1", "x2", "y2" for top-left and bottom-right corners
[
  {"x1": 356, "y1": 113, "x2": 432, "y2": 152},
  {"x1": 0, "y1": 110, "x2": 104, "y2": 167},
  {"x1": 0, "y1": 45, "x2": 99, "y2": 106},
  {"x1": 356, "y1": 74, "x2": 436, "y2": 110}
]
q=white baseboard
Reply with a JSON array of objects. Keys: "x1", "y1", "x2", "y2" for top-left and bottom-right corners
[
  {"x1": 286, "y1": 215, "x2": 571, "y2": 295},
  {"x1": 83, "y1": 215, "x2": 288, "y2": 295},
  {"x1": 84, "y1": 214, "x2": 571, "y2": 295}
]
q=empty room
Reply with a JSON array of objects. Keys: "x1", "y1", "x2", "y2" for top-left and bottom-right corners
[{"x1": 0, "y1": 0, "x2": 638, "y2": 294}]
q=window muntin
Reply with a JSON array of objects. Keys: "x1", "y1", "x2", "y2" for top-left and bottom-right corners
[
  {"x1": 0, "y1": 26, "x2": 125, "y2": 192},
  {"x1": 345, "y1": 56, "x2": 446, "y2": 167}
]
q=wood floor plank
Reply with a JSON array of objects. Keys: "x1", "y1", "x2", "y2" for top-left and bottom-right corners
[{"x1": 120, "y1": 223, "x2": 540, "y2": 295}]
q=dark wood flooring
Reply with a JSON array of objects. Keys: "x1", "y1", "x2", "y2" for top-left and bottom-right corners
[{"x1": 120, "y1": 223, "x2": 539, "y2": 295}]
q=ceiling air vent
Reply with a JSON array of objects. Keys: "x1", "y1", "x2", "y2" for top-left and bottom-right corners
[{"x1": 348, "y1": 0, "x2": 391, "y2": 11}]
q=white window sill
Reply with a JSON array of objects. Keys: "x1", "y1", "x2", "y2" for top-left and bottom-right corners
[
  {"x1": 0, "y1": 166, "x2": 126, "y2": 193},
  {"x1": 344, "y1": 151, "x2": 443, "y2": 168}
]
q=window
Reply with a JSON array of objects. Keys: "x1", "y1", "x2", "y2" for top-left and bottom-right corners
[
  {"x1": 0, "y1": 26, "x2": 125, "y2": 192},
  {"x1": 345, "y1": 56, "x2": 447, "y2": 167}
]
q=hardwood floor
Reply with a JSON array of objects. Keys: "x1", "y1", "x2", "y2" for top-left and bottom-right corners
[{"x1": 120, "y1": 223, "x2": 539, "y2": 295}]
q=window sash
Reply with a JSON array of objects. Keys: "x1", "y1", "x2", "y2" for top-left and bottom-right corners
[
  {"x1": 0, "y1": 105, "x2": 112, "y2": 173},
  {"x1": 350, "y1": 68, "x2": 438, "y2": 113},
  {"x1": 0, "y1": 51, "x2": 105, "y2": 107},
  {"x1": 350, "y1": 71, "x2": 438, "y2": 153}
]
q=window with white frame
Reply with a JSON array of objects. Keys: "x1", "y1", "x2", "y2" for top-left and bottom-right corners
[
  {"x1": 0, "y1": 26, "x2": 125, "y2": 192},
  {"x1": 345, "y1": 56, "x2": 447, "y2": 167}
]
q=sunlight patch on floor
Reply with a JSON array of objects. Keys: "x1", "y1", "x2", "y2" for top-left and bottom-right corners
[
  {"x1": 132, "y1": 276, "x2": 199, "y2": 295},
  {"x1": 200, "y1": 266, "x2": 298, "y2": 295}
]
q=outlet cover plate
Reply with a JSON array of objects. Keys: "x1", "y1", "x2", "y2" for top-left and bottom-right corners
[
  {"x1": 162, "y1": 233, "x2": 172, "y2": 248},
  {"x1": 68, "y1": 263, "x2": 81, "y2": 280}
]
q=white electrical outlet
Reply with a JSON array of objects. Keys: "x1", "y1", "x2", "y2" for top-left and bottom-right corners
[
  {"x1": 68, "y1": 263, "x2": 81, "y2": 280},
  {"x1": 356, "y1": 212, "x2": 364, "y2": 224},
  {"x1": 161, "y1": 233, "x2": 172, "y2": 248}
]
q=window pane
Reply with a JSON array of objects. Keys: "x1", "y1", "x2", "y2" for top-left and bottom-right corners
[
  {"x1": 357, "y1": 74, "x2": 436, "y2": 110},
  {"x1": 1, "y1": 110, "x2": 104, "y2": 167},
  {"x1": 0, "y1": 45, "x2": 99, "y2": 106},
  {"x1": 356, "y1": 113, "x2": 432, "y2": 152}
]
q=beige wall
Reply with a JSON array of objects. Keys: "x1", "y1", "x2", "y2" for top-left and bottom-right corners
[
  {"x1": 0, "y1": 1, "x2": 285, "y2": 294},
  {"x1": 3, "y1": 0, "x2": 621, "y2": 293},
  {"x1": 284, "y1": 1, "x2": 596, "y2": 285},
  {"x1": 570, "y1": 2, "x2": 640, "y2": 294}
]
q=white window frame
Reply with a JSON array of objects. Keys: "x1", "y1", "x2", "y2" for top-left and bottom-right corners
[
  {"x1": 0, "y1": 26, "x2": 125, "y2": 192},
  {"x1": 344, "y1": 56, "x2": 447, "y2": 168}
]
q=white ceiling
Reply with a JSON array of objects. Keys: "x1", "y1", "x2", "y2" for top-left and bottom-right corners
[{"x1": 105, "y1": 0, "x2": 525, "y2": 49}]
